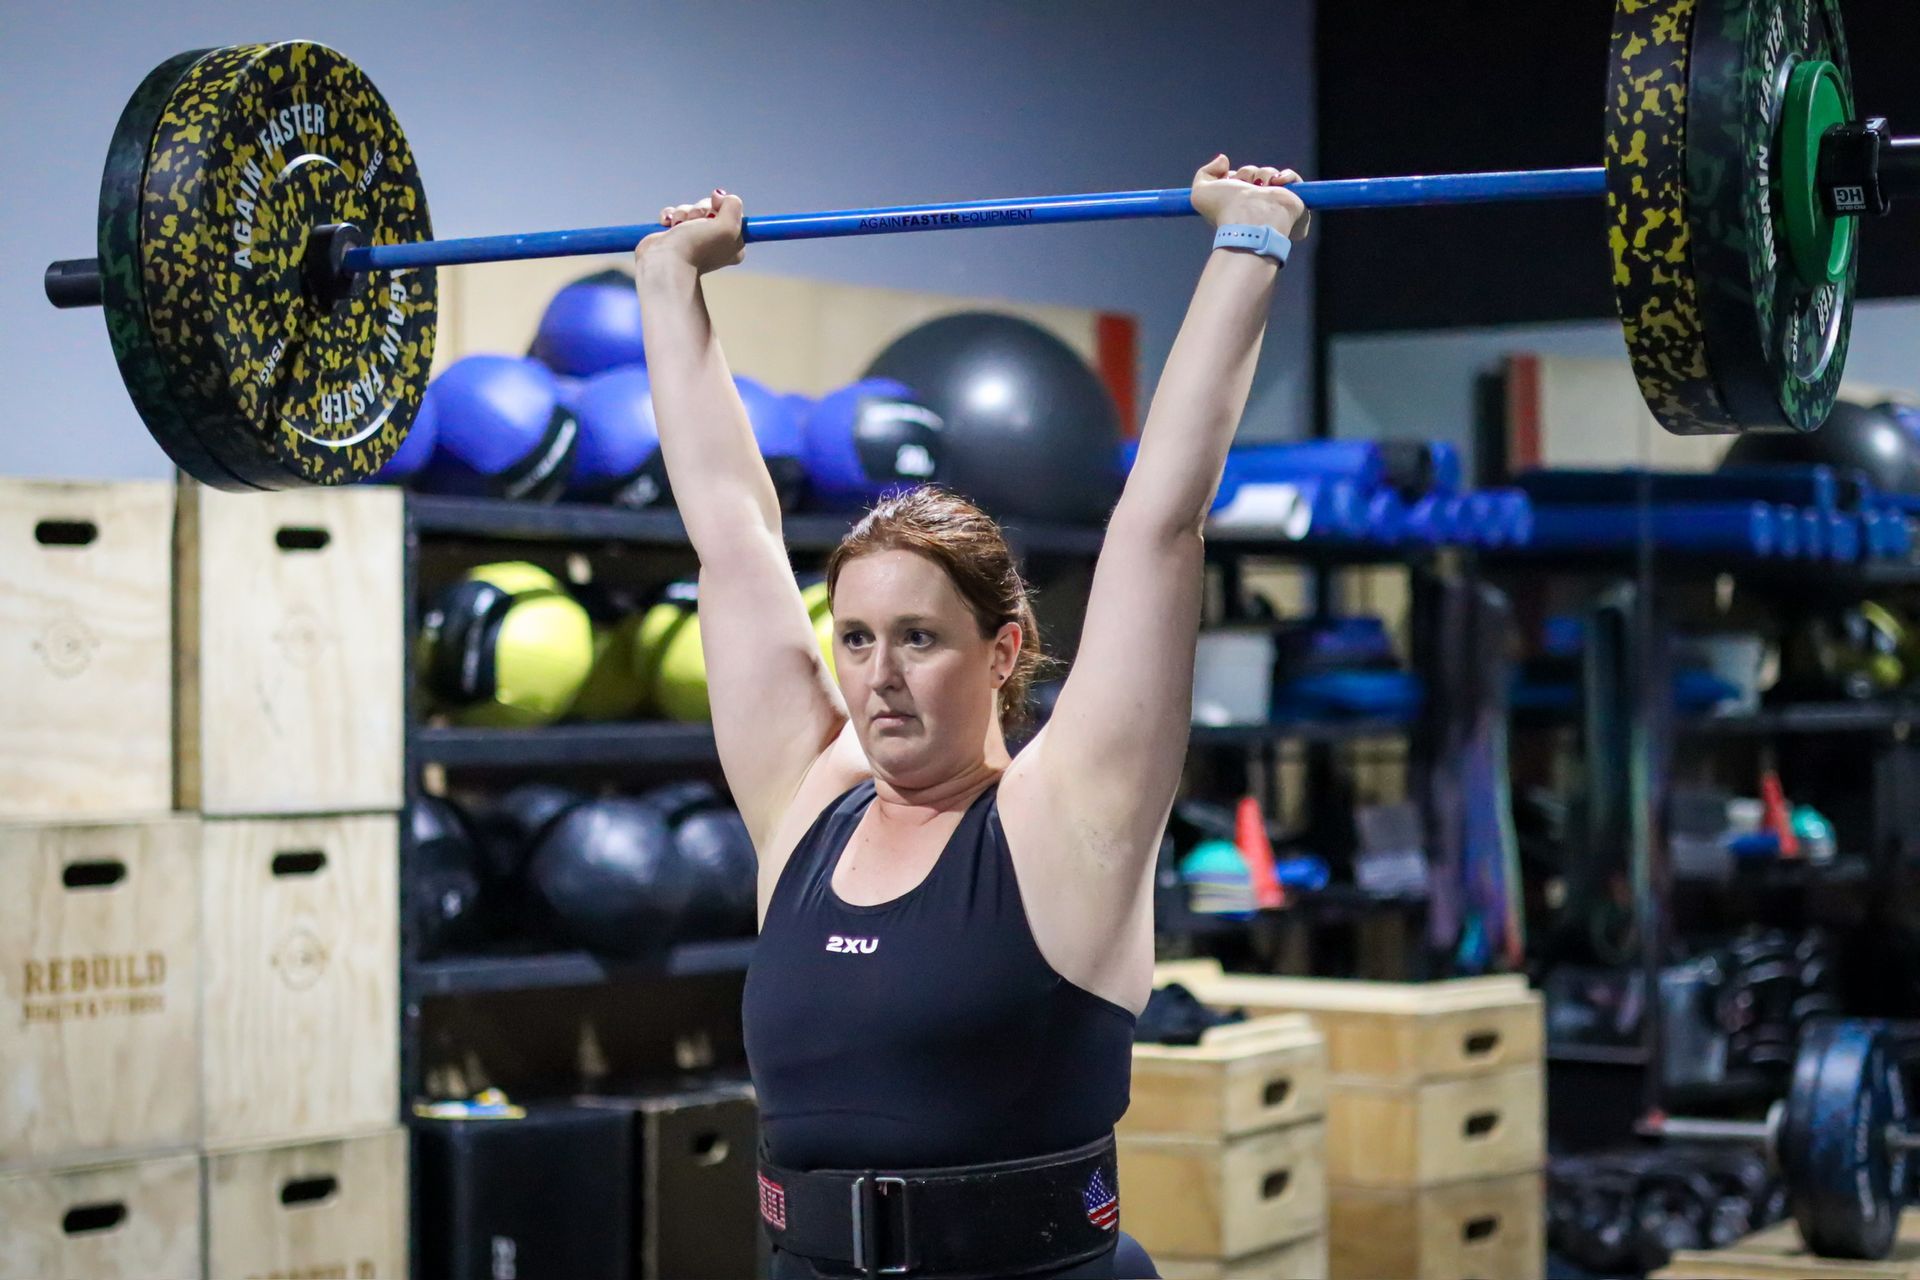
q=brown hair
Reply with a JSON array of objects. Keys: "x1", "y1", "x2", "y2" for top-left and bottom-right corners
[{"x1": 825, "y1": 487, "x2": 1049, "y2": 727}]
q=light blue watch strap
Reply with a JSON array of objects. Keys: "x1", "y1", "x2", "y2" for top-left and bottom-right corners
[{"x1": 1212, "y1": 223, "x2": 1291, "y2": 266}]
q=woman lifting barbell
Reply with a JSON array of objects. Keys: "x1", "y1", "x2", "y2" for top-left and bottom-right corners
[{"x1": 633, "y1": 153, "x2": 1308, "y2": 1280}]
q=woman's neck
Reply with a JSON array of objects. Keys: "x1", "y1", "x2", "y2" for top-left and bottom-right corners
[{"x1": 869, "y1": 755, "x2": 1004, "y2": 817}]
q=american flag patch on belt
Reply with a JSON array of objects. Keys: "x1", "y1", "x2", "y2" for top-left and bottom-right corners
[
  {"x1": 1083, "y1": 1167, "x2": 1118, "y2": 1230},
  {"x1": 758, "y1": 1172, "x2": 788, "y2": 1229}
]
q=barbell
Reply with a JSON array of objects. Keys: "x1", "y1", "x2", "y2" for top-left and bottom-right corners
[
  {"x1": 40, "y1": 0, "x2": 1920, "y2": 491},
  {"x1": 1640, "y1": 1018, "x2": 1914, "y2": 1260}
]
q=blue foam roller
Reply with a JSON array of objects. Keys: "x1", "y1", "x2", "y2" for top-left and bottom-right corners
[
  {"x1": 1426, "y1": 442, "x2": 1463, "y2": 496},
  {"x1": 1863, "y1": 509, "x2": 1891, "y2": 559},
  {"x1": 1304, "y1": 480, "x2": 1371, "y2": 540},
  {"x1": 1497, "y1": 490, "x2": 1535, "y2": 547},
  {"x1": 1516, "y1": 466, "x2": 1839, "y2": 509},
  {"x1": 1463, "y1": 492, "x2": 1504, "y2": 547},
  {"x1": 1225, "y1": 441, "x2": 1386, "y2": 493},
  {"x1": 1436, "y1": 495, "x2": 1470, "y2": 544},
  {"x1": 1799, "y1": 508, "x2": 1826, "y2": 561},
  {"x1": 1366, "y1": 490, "x2": 1407, "y2": 544},
  {"x1": 1828, "y1": 513, "x2": 1862, "y2": 563},
  {"x1": 1885, "y1": 508, "x2": 1915, "y2": 559},
  {"x1": 1527, "y1": 502, "x2": 1775, "y2": 557},
  {"x1": 1773, "y1": 505, "x2": 1802, "y2": 558},
  {"x1": 1405, "y1": 495, "x2": 1445, "y2": 545}
]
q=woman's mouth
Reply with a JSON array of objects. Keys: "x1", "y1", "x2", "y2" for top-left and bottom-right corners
[{"x1": 872, "y1": 711, "x2": 915, "y2": 728}]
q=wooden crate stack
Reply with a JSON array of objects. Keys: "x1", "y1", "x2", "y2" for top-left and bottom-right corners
[
  {"x1": 1119, "y1": 1013, "x2": 1331, "y2": 1278},
  {"x1": 0, "y1": 477, "x2": 407, "y2": 1279},
  {"x1": 1161, "y1": 961, "x2": 1545, "y2": 1280}
]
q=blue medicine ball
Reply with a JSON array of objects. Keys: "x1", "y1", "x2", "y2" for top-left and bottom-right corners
[
  {"x1": 802, "y1": 378, "x2": 944, "y2": 509},
  {"x1": 531, "y1": 269, "x2": 646, "y2": 377},
  {"x1": 417, "y1": 355, "x2": 580, "y2": 502},
  {"x1": 735, "y1": 375, "x2": 806, "y2": 511},
  {"x1": 370, "y1": 391, "x2": 440, "y2": 484},
  {"x1": 569, "y1": 366, "x2": 667, "y2": 506}
]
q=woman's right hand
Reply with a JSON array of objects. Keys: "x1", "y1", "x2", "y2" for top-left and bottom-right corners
[{"x1": 634, "y1": 189, "x2": 746, "y2": 277}]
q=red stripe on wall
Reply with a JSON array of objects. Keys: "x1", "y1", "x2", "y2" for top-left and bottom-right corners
[
  {"x1": 1506, "y1": 353, "x2": 1542, "y2": 472},
  {"x1": 1096, "y1": 312, "x2": 1140, "y2": 439}
]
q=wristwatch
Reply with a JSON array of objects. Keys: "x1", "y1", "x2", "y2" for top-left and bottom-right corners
[{"x1": 1212, "y1": 223, "x2": 1291, "y2": 266}]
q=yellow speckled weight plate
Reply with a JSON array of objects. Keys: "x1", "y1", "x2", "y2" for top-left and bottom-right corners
[{"x1": 137, "y1": 41, "x2": 435, "y2": 487}]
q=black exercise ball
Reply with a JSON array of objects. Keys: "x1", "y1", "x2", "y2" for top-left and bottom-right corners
[
  {"x1": 635, "y1": 779, "x2": 722, "y2": 825},
  {"x1": 529, "y1": 798, "x2": 696, "y2": 956},
  {"x1": 476, "y1": 783, "x2": 587, "y2": 886},
  {"x1": 863, "y1": 312, "x2": 1122, "y2": 523},
  {"x1": 1723, "y1": 400, "x2": 1920, "y2": 496},
  {"x1": 409, "y1": 796, "x2": 491, "y2": 957},
  {"x1": 675, "y1": 807, "x2": 758, "y2": 940}
]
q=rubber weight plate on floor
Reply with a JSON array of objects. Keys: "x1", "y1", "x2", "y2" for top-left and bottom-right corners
[{"x1": 1778, "y1": 1019, "x2": 1908, "y2": 1259}]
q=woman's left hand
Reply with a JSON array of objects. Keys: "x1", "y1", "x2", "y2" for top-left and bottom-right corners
[{"x1": 1189, "y1": 154, "x2": 1310, "y2": 242}]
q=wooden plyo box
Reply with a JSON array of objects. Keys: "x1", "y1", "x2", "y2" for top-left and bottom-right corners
[
  {"x1": 1157, "y1": 1232, "x2": 1328, "y2": 1280},
  {"x1": 175, "y1": 482, "x2": 403, "y2": 815},
  {"x1": 204, "y1": 1127, "x2": 408, "y2": 1280},
  {"x1": 1329, "y1": 1170, "x2": 1544, "y2": 1280},
  {"x1": 1324, "y1": 1066, "x2": 1543, "y2": 1189},
  {"x1": 200, "y1": 815, "x2": 398, "y2": 1149},
  {"x1": 0, "y1": 1151, "x2": 202, "y2": 1280},
  {"x1": 0, "y1": 478, "x2": 173, "y2": 819},
  {"x1": 1119, "y1": 1118, "x2": 1326, "y2": 1260},
  {"x1": 1122, "y1": 1014, "x2": 1328, "y2": 1141},
  {"x1": 1157, "y1": 962, "x2": 1542, "y2": 1087},
  {"x1": 0, "y1": 815, "x2": 200, "y2": 1167}
]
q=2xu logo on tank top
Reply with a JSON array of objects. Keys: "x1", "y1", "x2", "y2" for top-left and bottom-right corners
[{"x1": 824, "y1": 933, "x2": 879, "y2": 954}]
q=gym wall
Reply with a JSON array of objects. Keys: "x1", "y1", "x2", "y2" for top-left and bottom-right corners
[
  {"x1": 1328, "y1": 300, "x2": 1920, "y2": 478},
  {"x1": 3, "y1": 0, "x2": 1316, "y2": 483}
]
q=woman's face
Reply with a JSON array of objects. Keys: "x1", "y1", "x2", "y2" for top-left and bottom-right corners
[{"x1": 830, "y1": 550, "x2": 1019, "y2": 786}]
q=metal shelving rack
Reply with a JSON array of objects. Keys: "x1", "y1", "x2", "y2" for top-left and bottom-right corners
[{"x1": 1479, "y1": 544, "x2": 1920, "y2": 1127}]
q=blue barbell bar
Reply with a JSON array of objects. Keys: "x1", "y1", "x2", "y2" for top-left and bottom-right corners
[{"x1": 346, "y1": 167, "x2": 1607, "y2": 273}]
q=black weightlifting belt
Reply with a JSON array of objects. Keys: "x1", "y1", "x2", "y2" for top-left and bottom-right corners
[{"x1": 756, "y1": 1133, "x2": 1120, "y2": 1278}]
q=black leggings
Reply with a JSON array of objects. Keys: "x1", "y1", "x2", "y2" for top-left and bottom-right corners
[{"x1": 770, "y1": 1230, "x2": 1158, "y2": 1278}]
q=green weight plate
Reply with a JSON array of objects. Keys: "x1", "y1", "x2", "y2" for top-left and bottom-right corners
[
  {"x1": 1780, "y1": 1020, "x2": 1905, "y2": 1260},
  {"x1": 1780, "y1": 59, "x2": 1853, "y2": 289},
  {"x1": 1686, "y1": 0, "x2": 1854, "y2": 432},
  {"x1": 95, "y1": 46, "x2": 263, "y2": 491},
  {"x1": 141, "y1": 41, "x2": 436, "y2": 488}
]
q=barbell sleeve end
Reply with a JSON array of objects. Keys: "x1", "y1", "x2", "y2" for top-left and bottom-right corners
[
  {"x1": 44, "y1": 258, "x2": 103, "y2": 309},
  {"x1": 1889, "y1": 1127, "x2": 1920, "y2": 1153},
  {"x1": 1882, "y1": 136, "x2": 1920, "y2": 204}
]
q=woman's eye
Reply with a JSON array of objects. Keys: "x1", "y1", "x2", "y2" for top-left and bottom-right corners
[
  {"x1": 907, "y1": 630, "x2": 933, "y2": 647},
  {"x1": 843, "y1": 630, "x2": 870, "y2": 648}
]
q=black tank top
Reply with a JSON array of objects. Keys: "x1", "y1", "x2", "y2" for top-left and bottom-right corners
[{"x1": 742, "y1": 779, "x2": 1136, "y2": 1172}]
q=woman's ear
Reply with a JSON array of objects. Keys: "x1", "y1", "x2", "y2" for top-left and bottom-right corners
[{"x1": 994, "y1": 620, "x2": 1023, "y2": 682}]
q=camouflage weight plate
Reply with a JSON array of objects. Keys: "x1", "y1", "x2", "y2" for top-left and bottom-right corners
[
  {"x1": 95, "y1": 47, "x2": 264, "y2": 490},
  {"x1": 1687, "y1": 0, "x2": 1853, "y2": 432},
  {"x1": 1607, "y1": 0, "x2": 1856, "y2": 435},
  {"x1": 137, "y1": 41, "x2": 436, "y2": 487}
]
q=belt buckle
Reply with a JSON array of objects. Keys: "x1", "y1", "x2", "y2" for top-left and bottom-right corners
[{"x1": 850, "y1": 1174, "x2": 913, "y2": 1275}]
